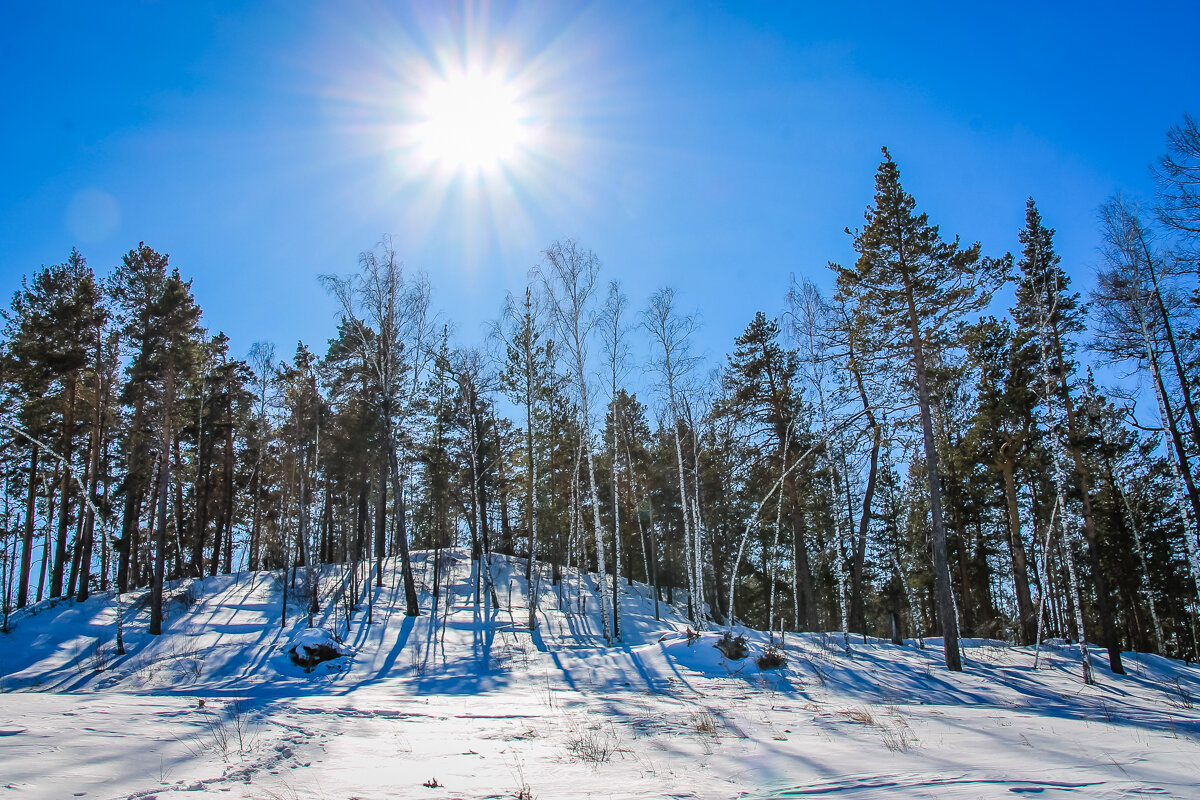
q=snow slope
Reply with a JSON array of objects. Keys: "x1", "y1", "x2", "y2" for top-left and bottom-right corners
[{"x1": 2, "y1": 550, "x2": 1199, "y2": 799}]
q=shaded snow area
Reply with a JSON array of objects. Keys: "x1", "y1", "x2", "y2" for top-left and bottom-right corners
[{"x1": 2, "y1": 550, "x2": 1199, "y2": 799}]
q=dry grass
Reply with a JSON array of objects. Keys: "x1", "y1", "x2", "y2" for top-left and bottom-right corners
[
  {"x1": 185, "y1": 700, "x2": 260, "y2": 763},
  {"x1": 1171, "y1": 676, "x2": 1194, "y2": 709},
  {"x1": 689, "y1": 710, "x2": 719, "y2": 736},
  {"x1": 839, "y1": 707, "x2": 874, "y2": 724},
  {"x1": 837, "y1": 705, "x2": 917, "y2": 751},
  {"x1": 565, "y1": 723, "x2": 624, "y2": 763},
  {"x1": 877, "y1": 716, "x2": 915, "y2": 752}
]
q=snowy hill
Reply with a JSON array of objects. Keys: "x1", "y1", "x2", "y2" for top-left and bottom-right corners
[{"x1": 2, "y1": 550, "x2": 1199, "y2": 799}]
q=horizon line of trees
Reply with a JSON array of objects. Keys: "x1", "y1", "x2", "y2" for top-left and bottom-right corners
[{"x1": 4, "y1": 115, "x2": 1200, "y2": 679}]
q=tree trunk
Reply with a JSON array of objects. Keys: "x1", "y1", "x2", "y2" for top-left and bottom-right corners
[
  {"x1": 150, "y1": 365, "x2": 176, "y2": 637},
  {"x1": 171, "y1": 436, "x2": 186, "y2": 580},
  {"x1": 610, "y1": 399, "x2": 622, "y2": 642},
  {"x1": 387, "y1": 422, "x2": 420, "y2": 617},
  {"x1": 791, "y1": 504, "x2": 818, "y2": 630},
  {"x1": 526, "y1": 391, "x2": 539, "y2": 629},
  {"x1": 581, "y1": 400, "x2": 611, "y2": 644},
  {"x1": 220, "y1": 416, "x2": 235, "y2": 574},
  {"x1": 149, "y1": 450, "x2": 169, "y2": 636},
  {"x1": 51, "y1": 377, "x2": 77, "y2": 598},
  {"x1": 16, "y1": 445, "x2": 38, "y2": 608},
  {"x1": 249, "y1": 461, "x2": 262, "y2": 572},
  {"x1": 355, "y1": 481, "x2": 368, "y2": 596},
  {"x1": 1049, "y1": 320, "x2": 1125, "y2": 674},
  {"x1": 1155, "y1": 364, "x2": 1200, "y2": 536},
  {"x1": 117, "y1": 392, "x2": 149, "y2": 592},
  {"x1": 375, "y1": 462, "x2": 386, "y2": 588},
  {"x1": 902, "y1": 274, "x2": 962, "y2": 671},
  {"x1": 76, "y1": 381, "x2": 103, "y2": 602},
  {"x1": 39, "y1": 469, "x2": 58, "y2": 602},
  {"x1": 850, "y1": 424, "x2": 881, "y2": 635},
  {"x1": 671, "y1": 421, "x2": 695, "y2": 627},
  {"x1": 999, "y1": 452, "x2": 1036, "y2": 644},
  {"x1": 1139, "y1": 232, "x2": 1200, "y2": 460}
]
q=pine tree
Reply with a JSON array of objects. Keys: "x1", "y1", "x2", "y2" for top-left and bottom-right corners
[
  {"x1": 418, "y1": 328, "x2": 455, "y2": 599},
  {"x1": 963, "y1": 317, "x2": 1039, "y2": 643},
  {"x1": 1014, "y1": 198, "x2": 1124, "y2": 675},
  {"x1": 74, "y1": 289, "x2": 119, "y2": 601},
  {"x1": 245, "y1": 341, "x2": 277, "y2": 573},
  {"x1": 3, "y1": 283, "x2": 50, "y2": 609},
  {"x1": 110, "y1": 243, "x2": 170, "y2": 593},
  {"x1": 3, "y1": 250, "x2": 106, "y2": 604},
  {"x1": 834, "y1": 148, "x2": 1004, "y2": 671},
  {"x1": 451, "y1": 347, "x2": 500, "y2": 610},
  {"x1": 277, "y1": 343, "x2": 325, "y2": 625},
  {"x1": 719, "y1": 312, "x2": 816, "y2": 631},
  {"x1": 147, "y1": 270, "x2": 203, "y2": 635}
]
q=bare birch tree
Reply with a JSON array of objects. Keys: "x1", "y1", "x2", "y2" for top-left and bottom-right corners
[
  {"x1": 320, "y1": 237, "x2": 428, "y2": 617},
  {"x1": 537, "y1": 239, "x2": 611, "y2": 645},
  {"x1": 601, "y1": 280, "x2": 630, "y2": 641},
  {"x1": 643, "y1": 287, "x2": 704, "y2": 628}
]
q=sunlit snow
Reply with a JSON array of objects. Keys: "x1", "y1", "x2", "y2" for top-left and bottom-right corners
[{"x1": 2, "y1": 550, "x2": 1197, "y2": 799}]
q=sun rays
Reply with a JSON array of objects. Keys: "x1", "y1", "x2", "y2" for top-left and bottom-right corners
[{"x1": 311, "y1": 3, "x2": 635, "y2": 272}]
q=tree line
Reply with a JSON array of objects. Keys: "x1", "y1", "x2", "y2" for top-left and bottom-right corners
[{"x1": 3, "y1": 115, "x2": 1200, "y2": 678}]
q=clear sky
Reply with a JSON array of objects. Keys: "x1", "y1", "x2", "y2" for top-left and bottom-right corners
[{"x1": 2, "y1": 1, "x2": 1197, "y2": 378}]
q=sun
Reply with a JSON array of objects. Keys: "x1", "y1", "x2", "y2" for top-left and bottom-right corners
[{"x1": 414, "y1": 69, "x2": 533, "y2": 174}]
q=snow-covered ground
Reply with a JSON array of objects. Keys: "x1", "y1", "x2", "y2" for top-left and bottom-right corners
[{"x1": 2, "y1": 550, "x2": 1199, "y2": 799}]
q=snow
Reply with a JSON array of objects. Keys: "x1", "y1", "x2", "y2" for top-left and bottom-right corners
[{"x1": 2, "y1": 550, "x2": 1199, "y2": 798}]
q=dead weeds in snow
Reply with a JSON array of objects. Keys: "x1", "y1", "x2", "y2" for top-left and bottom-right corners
[
  {"x1": 838, "y1": 706, "x2": 874, "y2": 724},
  {"x1": 689, "y1": 710, "x2": 719, "y2": 736},
  {"x1": 835, "y1": 705, "x2": 918, "y2": 752},
  {"x1": 565, "y1": 721, "x2": 628, "y2": 764}
]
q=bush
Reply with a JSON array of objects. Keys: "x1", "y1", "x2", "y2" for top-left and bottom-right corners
[
  {"x1": 714, "y1": 631, "x2": 748, "y2": 660},
  {"x1": 755, "y1": 642, "x2": 787, "y2": 670}
]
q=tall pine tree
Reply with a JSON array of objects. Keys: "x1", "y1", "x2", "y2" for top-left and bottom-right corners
[{"x1": 834, "y1": 149, "x2": 1004, "y2": 671}]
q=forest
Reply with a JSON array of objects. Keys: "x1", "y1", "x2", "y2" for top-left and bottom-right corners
[{"x1": 4, "y1": 114, "x2": 1200, "y2": 681}]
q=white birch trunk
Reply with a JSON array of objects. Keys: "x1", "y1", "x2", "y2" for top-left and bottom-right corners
[
  {"x1": 1117, "y1": 482, "x2": 1163, "y2": 653},
  {"x1": 610, "y1": 400, "x2": 622, "y2": 642},
  {"x1": 672, "y1": 422, "x2": 696, "y2": 625},
  {"x1": 1037, "y1": 275, "x2": 1094, "y2": 684}
]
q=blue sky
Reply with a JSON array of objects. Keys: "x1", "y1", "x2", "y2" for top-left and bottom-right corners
[{"x1": 2, "y1": 1, "x2": 1197, "y2": 380}]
